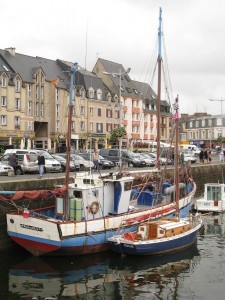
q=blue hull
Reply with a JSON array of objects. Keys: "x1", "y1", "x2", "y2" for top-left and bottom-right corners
[{"x1": 108, "y1": 224, "x2": 201, "y2": 256}]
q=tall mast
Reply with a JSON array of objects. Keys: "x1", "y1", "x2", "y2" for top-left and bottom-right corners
[
  {"x1": 173, "y1": 96, "x2": 180, "y2": 216},
  {"x1": 156, "y1": 7, "x2": 162, "y2": 170},
  {"x1": 64, "y1": 62, "x2": 78, "y2": 221}
]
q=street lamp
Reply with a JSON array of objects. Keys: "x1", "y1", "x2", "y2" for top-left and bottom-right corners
[
  {"x1": 103, "y1": 67, "x2": 131, "y2": 170},
  {"x1": 209, "y1": 98, "x2": 225, "y2": 143}
]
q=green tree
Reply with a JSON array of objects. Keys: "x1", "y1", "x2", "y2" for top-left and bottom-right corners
[
  {"x1": 110, "y1": 127, "x2": 127, "y2": 144},
  {"x1": 216, "y1": 136, "x2": 225, "y2": 144}
]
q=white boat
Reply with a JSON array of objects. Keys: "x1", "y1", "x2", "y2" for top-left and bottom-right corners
[{"x1": 195, "y1": 183, "x2": 225, "y2": 213}]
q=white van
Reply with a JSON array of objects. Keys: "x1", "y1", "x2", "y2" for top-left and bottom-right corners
[
  {"x1": 179, "y1": 145, "x2": 200, "y2": 156},
  {"x1": 4, "y1": 149, "x2": 61, "y2": 173}
]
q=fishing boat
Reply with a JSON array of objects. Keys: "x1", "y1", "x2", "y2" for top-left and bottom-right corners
[
  {"x1": 107, "y1": 8, "x2": 202, "y2": 256},
  {"x1": 4, "y1": 9, "x2": 196, "y2": 257},
  {"x1": 195, "y1": 183, "x2": 225, "y2": 213}
]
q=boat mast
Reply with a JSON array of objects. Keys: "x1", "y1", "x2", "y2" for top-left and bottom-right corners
[
  {"x1": 156, "y1": 7, "x2": 162, "y2": 170},
  {"x1": 174, "y1": 96, "x2": 180, "y2": 217},
  {"x1": 65, "y1": 62, "x2": 78, "y2": 221}
]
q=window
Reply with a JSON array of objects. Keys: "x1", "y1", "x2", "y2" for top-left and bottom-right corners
[
  {"x1": 14, "y1": 116, "x2": 20, "y2": 129},
  {"x1": 80, "y1": 121, "x2": 85, "y2": 131},
  {"x1": 71, "y1": 121, "x2": 75, "y2": 131},
  {"x1": 28, "y1": 84, "x2": 32, "y2": 97},
  {"x1": 88, "y1": 88, "x2": 94, "y2": 99},
  {"x1": 96, "y1": 123, "x2": 103, "y2": 133},
  {"x1": 36, "y1": 86, "x2": 39, "y2": 99},
  {"x1": 98, "y1": 108, "x2": 101, "y2": 117},
  {"x1": 133, "y1": 89, "x2": 139, "y2": 95},
  {"x1": 28, "y1": 101, "x2": 32, "y2": 115},
  {"x1": 106, "y1": 123, "x2": 112, "y2": 132},
  {"x1": 80, "y1": 106, "x2": 85, "y2": 115},
  {"x1": 89, "y1": 107, "x2": 93, "y2": 116},
  {"x1": 1, "y1": 96, "x2": 7, "y2": 106},
  {"x1": 40, "y1": 103, "x2": 44, "y2": 117},
  {"x1": 107, "y1": 93, "x2": 112, "y2": 102},
  {"x1": 1, "y1": 75, "x2": 7, "y2": 87},
  {"x1": 90, "y1": 121, "x2": 93, "y2": 131},
  {"x1": 15, "y1": 98, "x2": 20, "y2": 110},
  {"x1": 28, "y1": 121, "x2": 33, "y2": 131},
  {"x1": 106, "y1": 108, "x2": 112, "y2": 118},
  {"x1": 126, "y1": 87, "x2": 131, "y2": 93},
  {"x1": 41, "y1": 74, "x2": 44, "y2": 84},
  {"x1": 56, "y1": 120, "x2": 60, "y2": 132},
  {"x1": 72, "y1": 106, "x2": 75, "y2": 116},
  {"x1": 36, "y1": 102, "x2": 39, "y2": 117},
  {"x1": 56, "y1": 104, "x2": 60, "y2": 117},
  {"x1": 196, "y1": 120, "x2": 199, "y2": 128},
  {"x1": 0, "y1": 115, "x2": 7, "y2": 125},
  {"x1": 202, "y1": 119, "x2": 205, "y2": 126},
  {"x1": 56, "y1": 88, "x2": 59, "y2": 101},
  {"x1": 15, "y1": 79, "x2": 21, "y2": 92},
  {"x1": 80, "y1": 88, "x2": 85, "y2": 99},
  {"x1": 96, "y1": 89, "x2": 102, "y2": 100},
  {"x1": 208, "y1": 119, "x2": 212, "y2": 126},
  {"x1": 40, "y1": 86, "x2": 44, "y2": 100}
]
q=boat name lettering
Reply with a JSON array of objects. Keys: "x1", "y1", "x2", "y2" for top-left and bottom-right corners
[
  {"x1": 124, "y1": 244, "x2": 134, "y2": 248},
  {"x1": 204, "y1": 202, "x2": 211, "y2": 206},
  {"x1": 20, "y1": 224, "x2": 43, "y2": 231}
]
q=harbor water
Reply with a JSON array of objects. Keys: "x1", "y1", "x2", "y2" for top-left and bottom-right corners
[{"x1": 1, "y1": 214, "x2": 225, "y2": 300}]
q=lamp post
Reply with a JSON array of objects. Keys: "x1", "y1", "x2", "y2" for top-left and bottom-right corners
[
  {"x1": 103, "y1": 67, "x2": 131, "y2": 170},
  {"x1": 209, "y1": 98, "x2": 225, "y2": 146}
]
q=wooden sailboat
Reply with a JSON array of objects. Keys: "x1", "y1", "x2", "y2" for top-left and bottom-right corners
[
  {"x1": 107, "y1": 8, "x2": 202, "y2": 256},
  {"x1": 4, "y1": 9, "x2": 197, "y2": 257}
]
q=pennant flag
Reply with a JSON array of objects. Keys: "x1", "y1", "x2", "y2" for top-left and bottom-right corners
[{"x1": 51, "y1": 77, "x2": 59, "y2": 85}]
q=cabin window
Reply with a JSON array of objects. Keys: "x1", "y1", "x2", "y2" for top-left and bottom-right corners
[
  {"x1": 207, "y1": 186, "x2": 221, "y2": 201},
  {"x1": 124, "y1": 181, "x2": 132, "y2": 191},
  {"x1": 73, "y1": 190, "x2": 83, "y2": 198}
]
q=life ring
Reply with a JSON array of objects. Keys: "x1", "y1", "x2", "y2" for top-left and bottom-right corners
[
  {"x1": 88, "y1": 201, "x2": 100, "y2": 214},
  {"x1": 123, "y1": 232, "x2": 135, "y2": 241}
]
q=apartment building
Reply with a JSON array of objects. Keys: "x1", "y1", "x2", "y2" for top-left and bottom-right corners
[
  {"x1": 0, "y1": 48, "x2": 171, "y2": 151},
  {"x1": 179, "y1": 113, "x2": 224, "y2": 148}
]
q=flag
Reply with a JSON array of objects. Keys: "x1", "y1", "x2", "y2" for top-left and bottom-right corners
[
  {"x1": 51, "y1": 78, "x2": 59, "y2": 85},
  {"x1": 173, "y1": 95, "x2": 179, "y2": 120}
]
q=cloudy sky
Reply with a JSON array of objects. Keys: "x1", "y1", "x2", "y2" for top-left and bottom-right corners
[{"x1": 1, "y1": 0, "x2": 225, "y2": 115}]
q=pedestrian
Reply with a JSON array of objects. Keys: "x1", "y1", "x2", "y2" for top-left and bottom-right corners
[
  {"x1": 204, "y1": 149, "x2": 208, "y2": 164},
  {"x1": 180, "y1": 152, "x2": 184, "y2": 165},
  {"x1": 37, "y1": 152, "x2": 45, "y2": 178},
  {"x1": 8, "y1": 153, "x2": 18, "y2": 175},
  {"x1": 208, "y1": 149, "x2": 212, "y2": 163},
  {"x1": 219, "y1": 150, "x2": 224, "y2": 162},
  {"x1": 92, "y1": 149, "x2": 99, "y2": 171},
  {"x1": 199, "y1": 149, "x2": 204, "y2": 164}
]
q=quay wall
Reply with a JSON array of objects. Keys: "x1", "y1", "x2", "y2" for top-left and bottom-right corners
[{"x1": 0, "y1": 163, "x2": 225, "y2": 253}]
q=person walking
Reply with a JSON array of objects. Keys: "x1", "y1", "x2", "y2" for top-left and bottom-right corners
[
  {"x1": 8, "y1": 153, "x2": 18, "y2": 175},
  {"x1": 199, "y1": 149, "x2": 204, "y2": 164},
  {"x1": 219, "y1": 150, "x2": 224, "y2": 163},
  {"x1": 92, "y1": 149, "x2": 99, "y2": 171},
  {"x1": 37, "y1": 152, "x2": 45, "y2": 178}
]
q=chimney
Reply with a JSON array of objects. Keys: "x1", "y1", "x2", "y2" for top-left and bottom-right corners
[{"x1": 5, "y1": 47, "x2": 16, "y2": 56}]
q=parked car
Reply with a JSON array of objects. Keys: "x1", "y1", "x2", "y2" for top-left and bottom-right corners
[
  {"x1": 52, "y1": 154, "x2": 79, "y2": 172},
  {"x1": 0, "y1": 153, "x2": 38, "y2": 175},
  {"x1": 79, "y1": 153, "x2": 115, "y2": 169},
  {"x1": 58, "y1": 153, "x2": 94, "y2": 171},
  {"x1": 139, "y1": 153, "x2": 156, "y2": 166},
  {"x1": 0, "y1": 162, "x2": 14, "y2": 176},
  {"x1": 4, "y1": 149, "x2": 62, "y2": 173},
  {"x1": 99, "y1": 149, "x2": 146, "y2": 167}
]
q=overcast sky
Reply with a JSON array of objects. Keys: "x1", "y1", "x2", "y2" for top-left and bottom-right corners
[{"x1": 1, "y1": 0, "x2": 225, "y2": 115}]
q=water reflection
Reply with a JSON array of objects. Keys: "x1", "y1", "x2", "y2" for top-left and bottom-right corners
[
  {"x1": 6, "y1": 245, "x2": 200, "y2": 299},
  {"x1": 4, "y1": 214, "x2": 225, "y2": 300}
]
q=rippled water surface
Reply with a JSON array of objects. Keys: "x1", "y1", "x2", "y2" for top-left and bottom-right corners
[{"x1": 1, "y1": 214, "x2": 225, "y2": 300}]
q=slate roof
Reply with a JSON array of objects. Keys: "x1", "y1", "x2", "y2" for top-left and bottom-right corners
[{"x1": 97, "y1": 58, "x2": 138, "y2": 98}]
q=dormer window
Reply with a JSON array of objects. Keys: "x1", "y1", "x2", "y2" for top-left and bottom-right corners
[
  {"x1": 15, "y1": 78, "x2": 21, "y2": 92},
  {"x1": 1, "y1": 75, "x2": 7, "y2": 87},
  {"x1": 126, "y1": 87, "x2": 131, "y2": 93},
  {"x1": 107, "y1": 93, "x2": 112, "y2": 102},
  {"x1": 96, "y1": 89, "x2": 102, "y2": 100},
  {"x1": 80, "y1": 88, "x2": 85, "y2": 99},
  {"x1": 88, "y1": 87, "x2": 94, "y2": 99}
]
